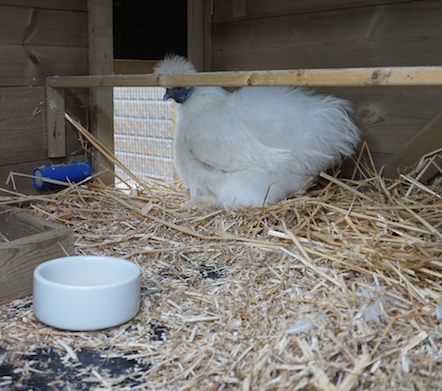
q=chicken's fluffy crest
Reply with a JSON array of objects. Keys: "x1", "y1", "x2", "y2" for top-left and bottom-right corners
[{"x1": 154, "y1": 54, "x2": 196, "y2": 75}]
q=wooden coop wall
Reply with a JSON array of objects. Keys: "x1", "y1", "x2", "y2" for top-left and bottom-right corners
[
  {"x1": 209, "y1": 0, "x2": 442, "y2": 170},
  {"x1": 0, "y1": 0, "x2": 88, "y2": 193}
]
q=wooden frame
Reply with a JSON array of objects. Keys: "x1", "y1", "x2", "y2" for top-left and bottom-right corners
[
  {"x1": 46, "y1": 65, "x2": 442, "y2": 178},
  {"x1": 47, "y1": 66, "x2": 442, "y2": 89},
  {"x1": 0, "y1": 207, "x2": 74, "y2": 304},
  {"x1": 47, "y1": 0, "x2": 114, "y2": 179},
  {"x1": 188, "y1": 0, "x2": 212, "y2": 71},
  {"x1": 87, "y1": 0, "x2": 114, "y2": 184}
]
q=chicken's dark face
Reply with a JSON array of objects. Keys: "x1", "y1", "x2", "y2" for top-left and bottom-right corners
[{"x1": 164, "y1": 87, "x2": 194, "y2": 104}]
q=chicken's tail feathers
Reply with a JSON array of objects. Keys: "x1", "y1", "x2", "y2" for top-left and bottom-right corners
[
  {"x1": 289, "y1": 96, "x2": 361, "y2": 175},
  {"x1": 153, "y1": 54, "x2": 196, "y2": 75},
  {"x1": 318, "y1": 96, "x2": 361, "y2": 156}
]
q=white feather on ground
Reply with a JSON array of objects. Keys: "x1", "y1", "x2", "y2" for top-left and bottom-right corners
[{"x1": 154, "y1": 55, "x2": 361, "y2": 209}]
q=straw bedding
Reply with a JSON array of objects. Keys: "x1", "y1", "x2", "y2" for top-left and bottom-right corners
[{"x1": 0, "y1": 147, "x2": 441, "y2": 391}]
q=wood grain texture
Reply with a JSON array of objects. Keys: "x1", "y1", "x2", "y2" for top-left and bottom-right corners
[
  {"x1": 46, "y1": 86, "x2": 66, "y2": 158},
  {"x1": 0, "y1": 5, "x2": 87, "y2": 46},
  {"x1": 0, "y1": 0, "x2": 87, "y2": 11},
  {"x1": 114, "y1": 60, "x2": 158, "y2": 75},
  {"x1": 0, "y1": 86, "x2": 86, "y2": 165},
  {"x1": 188, "y1": 0, "x2": 205, "y2": 71},
  {"x1": 317, "y1": 86, "x2": 442, "y2": 155},
  {"x1": 213, "y1": 0, "x2": 410, "y2": 22},
  {"x1": 0, "y1": 87, "x2": 46, "y2": 165},
  {"x1": 0, "y1": 45, "x2": 88, "y2": 87},
  {"x1": 47, "y1": 66, "x2": 442, "y2": 88},
  {"x1": 383, "y1": 111, "x2": 442, "y2": 179},
  {"x1": 188, "y1": 0, "x2": 213, "y2": 71},
  {"x1": 0, "y1": 2, "x2": 88, "y2": 88},
  {"x1": 210, "y1": 0, "x2": 442, "y2": 168},
  {"x1": 0, "y1": 1, "x2": 88, "y2": 188},
  {"x1": 212, "y1": 1, "x2": 442, "y2": 70},
  {"x1": 88, "y1": 0, "x2": 114, "y2": 184},
  {"x1": 0, "y1": 208, "x2": 74, "y2": 304}
]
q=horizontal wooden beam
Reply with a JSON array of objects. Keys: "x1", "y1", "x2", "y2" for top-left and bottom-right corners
[{"x1": 46, "y1": 66, "x2": 442, "y2": 88}]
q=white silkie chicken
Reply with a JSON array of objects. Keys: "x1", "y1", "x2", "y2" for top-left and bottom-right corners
[{"x1": 154, "y1": 55, "x2": 361, "y2": 209}]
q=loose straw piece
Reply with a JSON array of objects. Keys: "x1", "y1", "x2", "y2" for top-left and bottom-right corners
[
  {"x1": 6, "y1": 171, "x2": 93, "y2": 189},
  {"x1": 297, "y1": 338, "x2": 337, "y2": 391},
  {"x1": 402, "y1": 331, "x2": 428, "y2": 354},
  {"x1": 344, "y1": 215, "x2": 370, "y2": 247},
  {"x1": 338, "y1": 354, "x2": 371, "y2": 391},
  {"x1": 402, "y1": 174, "x2": 442, "y2": 199},
  {"x1": 282, "y1": 221, "x2": 342, "y2": 288},
  {"x1": 65, "y1": 113, "x2": 146, "y2": 189},
  {"x1": 319, "y1": 172, "x2": 372, "y2": 202},
  {"x1": 395, "y1": 200, "x2": 442, "y2": 240}
]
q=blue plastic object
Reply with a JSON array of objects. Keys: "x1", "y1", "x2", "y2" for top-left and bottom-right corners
[{"x1": 33, "y1": 162, "x2": 92, "y2": 189}]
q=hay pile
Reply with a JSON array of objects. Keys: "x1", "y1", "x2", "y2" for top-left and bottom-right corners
[{"x1": 1, "y1": 148, "x2": 442, "y2": 391}]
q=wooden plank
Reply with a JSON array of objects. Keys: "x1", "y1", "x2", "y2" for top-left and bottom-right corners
[
  {"x1": 0, "y1": 207, "x2": 74, "y2": 304},
  {"x1": 317, "y1": 86, "x2": 442, "y2": 156},
  {"x1": 383, "y1": 111, "x2": 442, "y2": 179},
  {"x1": 212, "y1": 1, "x2": 442, "y2": 70},
  {"x1": 209, "y1": 0, "x2": 442, "y2": 166},
  {"x1": 0, "y1": 5, "x2": 87, "y2": 46},
  {"x1": 0, "y1": 87, "x2": 46, "y2": 166},
  {"x1": 188, "y1": 0, "x2": 204, "y2": 71},
  {"x1": 46, "y1": 66, "x2": 442, "y2": 88},
  {"x1": 0, "y1": 86, "x2": 86, "y2": 166},
  {"x1": 2, "y1": 208, "x2": 65, "y2": 239},
  {"x1": 0, "y1": 45, "x2": 88, "y2": 87},
  {"x1": 114, "y1": 60, "x2": 158, "y2": 75},
  {"x1": 0, "y1": 0, "x2": 87, "y2": 11},
  {"x1": 202, "y1": 0, "x2": 213, "y2": 71},
  {"x1": 46, "y1": 86, "x2": 66, "y2": 158},
  {"x1": 213, "y1": 0, "x2": 410, "y2": 22},
  {"x1": 88, "y1": 0, "x2": 114, "y2": 184},
  {"x1": 187, "y1": 0, "x2": 212, "y2": 71}
]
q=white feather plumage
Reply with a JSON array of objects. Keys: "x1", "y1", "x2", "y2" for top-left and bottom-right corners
[{"x1": 154, "y1": 55, "x2": 361, "y2": 208}]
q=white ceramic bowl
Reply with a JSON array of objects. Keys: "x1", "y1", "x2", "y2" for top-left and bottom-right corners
[{"x1": 33, "y1": 256, "x2": 141, "y2": 331}]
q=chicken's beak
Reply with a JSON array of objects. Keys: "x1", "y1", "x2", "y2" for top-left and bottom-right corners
[
  {"x1": 163, "y1": 87, "x2": 194, "y2": 104},
  {"x1": 163, "y1": 88, "x2": 172, "y2": 101}
]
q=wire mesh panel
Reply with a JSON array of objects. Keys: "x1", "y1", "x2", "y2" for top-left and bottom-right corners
[{"x1": 114, "y1": 87, "x2": 175, "y2": 185}]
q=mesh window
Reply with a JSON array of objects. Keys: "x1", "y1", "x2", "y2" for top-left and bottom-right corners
[{"x1": 114, "y1": 87, "x2": 175, "y2": 185}]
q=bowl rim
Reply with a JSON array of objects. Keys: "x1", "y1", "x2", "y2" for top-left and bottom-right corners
[{"x1": 34, "y1": 255, "x2": 140, "y2": 290}]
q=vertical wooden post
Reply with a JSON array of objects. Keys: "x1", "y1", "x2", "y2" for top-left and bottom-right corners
[
  {"x1": 88, "y1": 0, "x2": 114, "y2": 184},
  {"x1": 46, "y1": 86, "x2": 66, "y2": 158},
  {"x1": 188, "y1": 0, "x2": 212, "y2": 71}
]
